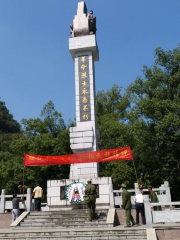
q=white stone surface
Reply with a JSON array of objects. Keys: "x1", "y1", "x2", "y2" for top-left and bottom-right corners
[
  {"x1": 70, "y1": 126, "x2": 92, "y2": 132},
  {"x1": 71, "y1": 168, "x2": 81, "y2": 176},
  {"x1": 50, "y1": 180, "x2": 66, "y2": 187},
  {"x1": 80, "y1": 167, "x2": 98, "y2": 174},
  {"x1": 47, "y1": 187, "x2": 60, "y2": 197},
  {"x1": 106, "y1": 208, "x2": 115, "y2": 224},
  {"x1": 91, "y1": 115, "x2": 95, "y2": 121},
  {"x1": 10, "y1": 211, "x2": 29, "y2": 227},
  {"x1": 146, "y1": 229, "x2": 157, "y2": 240},
  {"x1": 82, "y1": 131, "x2": 93, "y2": 137},
  {"x1": 92, "y1": 177, "x2": 112, "y2": 185},
  {"x1": 50, "y1": 197, "x2": 68, "y2": 206},
  {"x1": 47, "y1": 180, "x2": 51, "y2": 188},
  {"x1": 75, "y1": 100, "x2": 80, "y2": 106},
  {"x1": 66, "y1": 179, "x2": 78, "y2": 185},
  {"x1": 69, "y1": 35, "x2": 99, "y2": 61},
  {"x1": 99, "y1": 185, "x2": 110, "y2": 195},
  {"x1": 152, "y1": 210, "x2": 180, "y2": 223},
  {"x1": 70, "y1": 143, "x2": 93, "y2": 149},
  {"x1": 96, "y1": 195, "x2": 109, "y2": 204},
  {"x1": 70, "y1": 137, "x2": 93, "y2": 144},
  {"x1": 70, "y1": 132, "x2": 83, "y2": 138},
  {"x1": 76, "y1": 116, "x2": 80, "y2": 122},
  {"x1": 76, "y1": 163, "x2": 94, "y2": 168}
]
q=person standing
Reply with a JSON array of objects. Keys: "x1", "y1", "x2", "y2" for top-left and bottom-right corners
[
  {"x1": 32, "y1": 183, "x2": 44, "y2": 211},
  {"x1": 121, "y1": 183, "x2": 135, "y2": 227},
  {"x1": 12, "y1": 194, "x2": 24, "y2": 222},
  {"x1": 138, "y1": 173, "x2": 149, "y2": 190},
  {"x1": 85, "y1": 179, "x2": 96, "y2": 222},
  {"x1": 134, "y1": 190, "x2": 146, "y2": 225},
  {"x1": 148, "y1": 186, "x2": 161, "y2": 211}
]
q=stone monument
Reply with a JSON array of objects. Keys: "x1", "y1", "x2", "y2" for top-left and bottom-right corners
[
  {"x1": 47, "y1": 1, "x2": 113, "y2": 210},
  {"x1": 69, "y1": 1, "x2": 99, "y2": 179}
]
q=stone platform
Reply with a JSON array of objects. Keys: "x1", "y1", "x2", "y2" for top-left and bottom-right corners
[{"x1": 47, "y1": 177, "x2": 113, "y2": 210}]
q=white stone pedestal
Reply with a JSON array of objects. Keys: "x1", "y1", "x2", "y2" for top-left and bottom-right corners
[{"x1": 47, "y1": 177, "x2": 113, "y2": 210}]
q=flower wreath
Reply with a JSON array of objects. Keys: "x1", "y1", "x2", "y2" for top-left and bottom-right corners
[{"x1": 65, "y1": 182, "x2": 86, "y2": 204}]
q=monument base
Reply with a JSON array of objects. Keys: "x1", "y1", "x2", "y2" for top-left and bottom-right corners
[{"x1": 47, "y1": 177, "x2": 114, "y2": 210}]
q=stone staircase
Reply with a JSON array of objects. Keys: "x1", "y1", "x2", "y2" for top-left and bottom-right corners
[
  {"x1": 12, "y1": 209, "x2": 110, "y2": 229},
  {"x1": 0, "y1": 209, "x2": 147, "y2": 239}
]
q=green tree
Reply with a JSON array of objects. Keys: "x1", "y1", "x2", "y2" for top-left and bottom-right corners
[
  {"x1": 0, "y1": 101, "x2": 72, "y2": 194},
  {"x1": 127, "y1": 44, "x2": 180, "y2": 200},
  {"x1": 0, "y1": 99, "x2": 21, "y2": 192},
  {"x1": 96, "y1": 85, "x2": 135, "y2": 188},
  {"x1": 0, "y1": 99, "x2": 20, "y2": 133}
]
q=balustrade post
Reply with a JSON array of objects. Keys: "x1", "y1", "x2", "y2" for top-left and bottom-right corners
[
  {"x1": 109, "y1": 185, "x2": 114, "y2": 208},
  {"x1": 144, "y1": 196, "x2": 152, "y2": 228},
  {"x1": 26, "y1": 188, "x2": 32, "y2": 212},
  {"x1": 0, "y1": 189, "x2": 6, "y2": 213}
]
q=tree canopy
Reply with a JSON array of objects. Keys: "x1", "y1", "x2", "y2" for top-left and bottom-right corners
[
  {"x1": 0, "y1": 100, "x2": 20, "y2": 133},
  {"x1": 0, "y1": 101, "x2": 72, "y2": 195},
  {"x1": 126, "y1": 45, "x2": 180, "y2": 200}
]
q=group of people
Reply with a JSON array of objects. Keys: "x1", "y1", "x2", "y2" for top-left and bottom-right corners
[
  {"x1": 12, "y1": 175, "x2": 160, "y2": 226},
  {"x1": 121, "y1": 173, "x2": 161, "y2": 227},
  {"x1": 12, "y1": 183, "x2": 44, "y2": 222}
]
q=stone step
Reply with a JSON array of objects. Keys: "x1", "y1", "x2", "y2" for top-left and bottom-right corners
[
  {"x1": 29, "y1": 210, "x2": 108, "y2": 215},
  {"x1": 21, "y1": 219, "x2": 106, "y2": 225},
  {"x1": 0, "y1": 229, "x2": 147, "y2": 239},
  {"x1": 0, "y1": 236, "x2": 146, "y2": 240},
  {"x1": 0, "y1": 229, "x2": 146, "y2": 236},
  {"x1": 7, "y1": 208, "x2": 147, "y2": 239},
  {"x1": 25, "y1": 216, "x2": 106, "y2": 221},
  {"x1": 27, "y1": 214, "x2": 106, "y2": 218},
  {"x1": 16, "y1": 223, "x2": 112, "y2": 229}
]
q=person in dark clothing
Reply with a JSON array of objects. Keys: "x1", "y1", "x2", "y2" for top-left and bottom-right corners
[
  {"x1": 85, "y1": 180, "x2": 96, "y2": 222},
  {"x1": 121, "y1": 183, "x2": 135, "y2": 227},
  {"x1": 134, "y1": 190, "x2": 146, "y2": 225},
  {"x1": 148, "y1": 186, "x2": 161, "y2": 211},
  {"x1": 12, "y1": 194, "x2": 24, "y2": 222},
  {"x1": 138, "y1": 173, "x2": 149, "y2": 190}
]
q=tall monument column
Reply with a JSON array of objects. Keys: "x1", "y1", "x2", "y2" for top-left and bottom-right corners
[
  {"x1": 47, "y1": 2, "x2": 113, "y2": 210},
  {"x1": 69, "y1": 1, "x2": 99, "y2": 179}
]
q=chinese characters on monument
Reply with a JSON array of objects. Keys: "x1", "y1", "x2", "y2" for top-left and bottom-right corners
[{"x1": 78, "y1": 55, "x2": 91, "y2": 121}]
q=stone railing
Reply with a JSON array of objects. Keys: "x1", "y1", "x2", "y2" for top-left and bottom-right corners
[
  {"x1": 145, "y1": 198, "x2": 180, "y2": 227},
  {"x1": 112, "y1": 181, "x2": 180, "y2": 227},
  {"x1": 0, "y1": 188, "x2": 32, "y2": 213},
  {"x1": 0, "y1": 188, "x2": 50, "y2": 213},
  {"x1": 113, "y1": 181, "x2": 171, "y2": 208}
]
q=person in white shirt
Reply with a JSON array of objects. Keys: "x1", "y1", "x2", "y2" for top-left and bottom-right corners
[
  {"x1": 134, "y1": 190, "x2": 146, "y2": 225},
  {"x1": 32, "y1": 183, "x2": 44, "y2": 211}
]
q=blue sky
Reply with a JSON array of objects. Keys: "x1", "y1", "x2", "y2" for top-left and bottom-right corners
[{"x1": 0, "y1": 0, "x2": 180, "y2": 125}]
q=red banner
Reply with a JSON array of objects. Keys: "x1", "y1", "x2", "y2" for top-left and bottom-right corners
[{"x1": 24, "y1": 147, "x2": 133, "y2": 166}]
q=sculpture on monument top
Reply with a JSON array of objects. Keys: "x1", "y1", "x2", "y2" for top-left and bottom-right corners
[
  {"x1": 88, "y1": 10, "x2": 96, "y2": 35},
  {"x1": 70, "y1": 1, "x2": 97, "y2": 38}
]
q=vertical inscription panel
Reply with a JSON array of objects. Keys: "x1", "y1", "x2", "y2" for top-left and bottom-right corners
[{"x1": 78, "y1": 56, "x2": 91, "y2": 121}]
